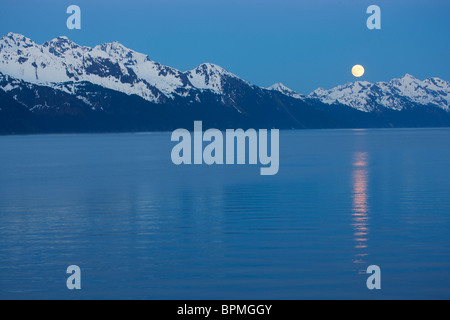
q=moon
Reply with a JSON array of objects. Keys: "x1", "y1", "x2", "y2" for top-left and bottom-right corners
[{"x1": 352, "y1": 65, "x2": 365, "y2": 77}]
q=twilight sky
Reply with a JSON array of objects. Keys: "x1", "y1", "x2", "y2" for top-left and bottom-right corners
[{"x1": 0, "y1": 0, "x2": 449, "y2": 93}]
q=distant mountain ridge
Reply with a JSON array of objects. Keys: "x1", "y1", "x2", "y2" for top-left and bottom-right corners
[
  {"x1": 1, "y1": 32, "x2": 450, "y2": 134},
  {"x1": 308, "y1": 74, "x2": 450, "y2": 112}
]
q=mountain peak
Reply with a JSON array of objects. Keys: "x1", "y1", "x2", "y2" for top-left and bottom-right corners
[
  {"x1": 93, "y1": 41, "x2": 148, "y2": 64},
  {"x1": 388, "y1": 73, "x2": 418, "y2": 85},
  {"x1": 6, "y1": 32, "x2": 25, "y2": 39},
  {"x1": 194, "y1": 63, "x2": 229, "y2": 75},
  {"x1": 1, "y1": 32, "x2": 35, "y2": 48},
  {"x1": 185, "y1": 63, "x2": 228, "y2": 93},
  {"x1": 268, "y1": 82, "x2": 290, "y2": 91},
  {"x1": 267, "y1": 82, "x2": 304, "y2": 100},
  {"x1": 183, "y1": 62, "x2": 247, "y2": 94},
  {"x1": 388, "y1": 74, "x2": 421, "y2": 89},
  {"x1": 402, "y1": 73, "x2": 416, "y2": 80},
  {"x1": 45, "y1": 36, "x2": 75, "y2": 47},
  {"x1": 41, "y1": 36, "x2": 82, "y2": 58}
]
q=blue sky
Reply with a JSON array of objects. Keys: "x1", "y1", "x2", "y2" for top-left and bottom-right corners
[{"x1": 0, "y1": 0, "x2": 449, "y2": 93}]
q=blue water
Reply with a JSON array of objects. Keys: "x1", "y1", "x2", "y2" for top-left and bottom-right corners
[{"x1": 0, "y1": 128, "x2": 449, "y2": 299}]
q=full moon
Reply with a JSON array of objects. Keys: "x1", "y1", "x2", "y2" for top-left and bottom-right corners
[{"x1": 352, "y1": 65, "x2": 365, "y2": 77}]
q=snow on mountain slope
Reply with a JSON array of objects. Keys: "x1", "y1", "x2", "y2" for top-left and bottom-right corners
[
  {"x1": 185, "y1": 63, "x2": 251, "y2": 95},
  {"x1": 0, "y1": 33, "x2": 165, "y2": 102},
  {"x1": 267, "y1": 82, "x2": 305, "y2": 100},
  {"x1": 92, "y1": 42, "x2": 198, "y2": 97},
  {"x1": 308, "y1": 74, "x2": 450, "y2": 112},
  {"x1": 0, "y1": 33, "x2": 250, "y2": 102}
]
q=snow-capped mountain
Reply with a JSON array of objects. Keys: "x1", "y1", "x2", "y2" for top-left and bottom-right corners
[
  {"x1": 1, "y1": 32, "x2": 450, "y2": 134},
  {"x1": 267, "y1": 83, "x2": 305, "y2": 100},
  {"x1": 2, "y1": 32, "x2": 449, "y2": 113},
  {"x1": 0, "y1": 32, "x2": 250, "y2": 103},
  {"x1": 185, "y1": 63, "x2": 251, "y2": 94},
  {"x1": 308, "y1": 74, "x2": 450, "y2": 112}
]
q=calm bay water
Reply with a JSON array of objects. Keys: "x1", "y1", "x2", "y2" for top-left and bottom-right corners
[{"x1": 0, "y1": 128, "x2": 449, "y2": 299}]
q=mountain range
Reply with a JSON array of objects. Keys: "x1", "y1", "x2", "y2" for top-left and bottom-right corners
[{"x1": 1, "y1": 32, "x2": 450, "y2": 134}]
